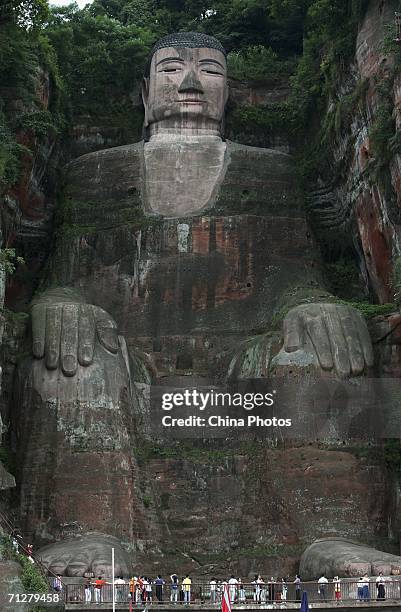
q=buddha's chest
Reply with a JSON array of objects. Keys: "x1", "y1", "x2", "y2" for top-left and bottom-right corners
[{"x1": 143, "y1": 138, "x2": 227, "y2": 217}]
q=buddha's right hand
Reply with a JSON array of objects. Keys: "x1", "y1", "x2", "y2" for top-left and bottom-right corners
[{"x1": 31, "y1": 291, "x2": 119, "y2": 377}]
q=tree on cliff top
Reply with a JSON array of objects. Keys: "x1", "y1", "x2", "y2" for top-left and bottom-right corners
[{"x1": 0, "y1": 0, "x2": 49, "y2": 28}]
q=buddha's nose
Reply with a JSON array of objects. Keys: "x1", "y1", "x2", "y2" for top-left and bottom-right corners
[{"x1": 178, "y1": 70, "x2": 204, "y2": 94}]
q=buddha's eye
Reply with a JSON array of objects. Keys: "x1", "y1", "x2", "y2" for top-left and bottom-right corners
[
  {"x1": 203, "y1": 69, "x2": 223, "y2": 75},
  {"x1": 158, "y1": 64, "x2": 183, "y2": 73}
]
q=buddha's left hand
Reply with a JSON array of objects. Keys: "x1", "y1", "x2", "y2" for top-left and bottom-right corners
[{"x1": 273, "y1": 303, "x2": 374, "y2": 377}]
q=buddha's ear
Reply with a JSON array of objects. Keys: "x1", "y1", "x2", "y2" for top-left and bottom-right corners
[
  {"x1": 224, "y1": 79, "x2": 229, "y2": 107},
  {"x1": 141, "y1": 77, "x2": 150, "y2": 127}
]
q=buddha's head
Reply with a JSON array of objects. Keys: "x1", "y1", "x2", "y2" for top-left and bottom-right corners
[{"x1": 142, "y1": 32, "x2": 228, "y2": 138}]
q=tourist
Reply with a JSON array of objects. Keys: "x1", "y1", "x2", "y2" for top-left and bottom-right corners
[
  {"x1": 229, "y1": 575, "x2": 238, "y2": 603},
  {"x1": 268, "y1": 577, "x2": 275, "y2": 603},
  {"x1": 333, "y1": 576, "x2": 341, "y2": 602},
  {"x1": 238, "y1": 578, "x2": 246, "y2": 603},
  {"x1": 155, "y1": 575, "x2": 165, "y2": 603},
  {"x1": 182, "y1": 574, "x2": 192, "y2": 605},
  {"x1": 84, "y1": 578, "x2": 92, "y2": 603},
  {"x1": 257, "y1": 575, "x2": 265, "y2": 603},
  {"x1": 357, "y1": 577, "x2": 364, "y2": 601},
  {"x1": 318, "y1": 574, "x2": 328, "y2": 601},
  {"x1": 281, "y1": 579, "x2": 288, "y2": 602},
  {"x1": 145, "y1": 577, "x2": 153, "y2": 603},
  {"x1": 361, "y1": 574, "x2": 370, "y2": 601},
  {"x1": 94, "y1": 576, "x2": 106, "y2": 604},
  {"x1": 171, "y1": 573, "x2": 179, "y2": 603},
  {"x1": 12, "y1": 537, "x2": 19, "y2": 554},
  {"x1": 294, "y1": 575, "x2": 302, "y2": 601},
  {"x1": 179, "y1": 578, "x2": 185, "y2": 603},
  {"x1": 217, "y1": 580, "x2": 222, "y2": 603},
  {"x1": 251, "y1": 575, "x2": 258, "y2": 602},
  {"x1": 53, "y1": 574, "x2": 62, "y2": 593},
  {"x1": 129, "y1": 577, "x2": 136, "y2": 602},
  {"x1": 138, "y1": 576, "x2": 145, "y2": 602},
  {"x1": 114, "y1": 576, "x2": 126, "y2": 602},
  {"x1": 210, "y1": 578, "x2": 217, "y2": 604},
  {"x1": 376, "y1": 573, "x2": 386, "y2": 601}
]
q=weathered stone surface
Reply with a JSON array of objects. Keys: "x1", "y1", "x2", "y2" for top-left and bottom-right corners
[
  {"x1": 14, "y1": 342, "x2": 148, "y2": 544},
  {"x1": 130, "y1": 446, "x2": 389, "y2": 577},
  {"x1": 0, "y1": 456, "x2": 15, "y2": 490},
  {"x1": 36, "y1": 533, "x2": 131, "y2": 577},
  {"x1": 0, "y1": 560, "x2": 30, "y2": 612},
  {"x1": 300, "y1": 538, "x2": 401, "y2": 580}
]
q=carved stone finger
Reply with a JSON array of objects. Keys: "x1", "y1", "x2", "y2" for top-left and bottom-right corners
[
  {"x1": 45, "y1": 305, "x2": 62, "y2": 370},
  {"x1": 32, "y1": 304, "x2": 46, "y2": 358},
  {"x1": 323, "y1": 304, "x2": 351, "y2": 378},
  {"x1": 283, "y1": 308, "x2": 303, "y2": 352},
  {"x1": 78, "y1": 305, "x2": 95, "y2": 366},
  {"x1": 306, "y1": 315, "x2": 333, "y2": 370},
  {"x1": 354, "y1": 310, "x2": 374, "y2": 368},
  {"x1": 61, "y1": 304, "x2": 79, "y2": 376},
  {"x1": 96, "y1": 311, "x2": 119, "y2": 354},
  {"x1": 340, "y1": 310, "x2": 365, "y2": 375}
]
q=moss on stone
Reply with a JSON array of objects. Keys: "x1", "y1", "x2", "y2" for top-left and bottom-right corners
[
  {"x1": 134, "y1": 440, "x2": 265, "y2": 467},
  {"x1": 55, "y1": 195, "x2": 158, "y2": 241}
]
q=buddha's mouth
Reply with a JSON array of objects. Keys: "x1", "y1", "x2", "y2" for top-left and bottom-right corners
[{"x1": 177, "y1": 99, "x2": 204, "y2": 104}]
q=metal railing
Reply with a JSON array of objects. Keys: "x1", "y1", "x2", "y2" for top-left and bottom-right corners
[{"x1": 63, "y1": 580, "x2": 401, "y2": 605}]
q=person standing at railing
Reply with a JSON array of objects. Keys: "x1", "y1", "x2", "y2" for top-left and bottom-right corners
[
  {"x1": 257, "y1": 575, "x2": 265, "y2": 603},
  {"x1": 171, "y1": 573, "x2": 179, "y2": 603},
  {"x1": 251, "y1": 575, "x2": 258, "y2": 602},
  {"x1": 361, "y1": 574, "x2": 370, "y2": 601},
  {"x1": 155, "y1": 574, "x2": 165, "y2": 602},
  {"x1": 210, "y1": 578, "x2": 217, "y2": 604},
  {"x1": 333, "y1": 576, "x2": 341, "y2": 602},
  {"x1": 294, "y1": 575, "x2": 302, "y2": 601},
  {"x1": 281, "y1": 578, "x2": 288, "y2": 602},
  {"x1": 376, "y1": 573, "x2": 386, "y2": 601},
  {"x1": 228, "y1": 575, "x2": 238, "y2": 603},
  {"x1": 268, "y1": 577, "x2": 275, "y2": 603},
  {"x1": 114, "y1": 575, "x2": 126, "y2": 602},
  {"x1": 216, "y1": 580, "x2": 222, "y2": 603},
  {"x1": 129, "y1": 576, "x2": 136, "y2": 602},
  {"x1": 137, "y1": 575, "x2": 145, "y2": 602},
  {"x1": 182, "y1": 574, "x2": 192, "y2": 605},
  {"x1": 238, "y1": 578, "x2": 246, "y2": 603},
  {"x1": 318, "y1": 574, "x2": 328, "y2": 601},
  {"x1": 84, "y1": 577, "x2": 92, "y2": 604},
  {"x1": 94, "y1": 576, "x2": 106, "y2": 604},
  {"x1": 144, "y1": 576, "x2": 153, "y2": 603}
]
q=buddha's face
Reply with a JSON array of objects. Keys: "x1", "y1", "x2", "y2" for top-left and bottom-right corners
[{"x1": 142, "y1": 46, "x2": 228, "y2": 134}]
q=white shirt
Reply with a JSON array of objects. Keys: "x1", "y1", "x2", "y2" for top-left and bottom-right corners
[
  {"x1": 210, "y1": 581, "x2": 217, "y2": 591},
  {"x1": 318, "y1": 577, "x2": 328, "y2": 584}
]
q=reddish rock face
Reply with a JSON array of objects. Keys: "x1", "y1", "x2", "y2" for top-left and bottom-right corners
[
  {"x1": 355, "y1": 187, "x2": 393, "y2": 303},
  {"x1": 130, "y1": 445, "x2": 389, "y2": 577}
]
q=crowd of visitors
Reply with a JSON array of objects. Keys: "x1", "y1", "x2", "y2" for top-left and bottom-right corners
[{"x1": 75, "y1": 572, "x2": 393, "y2": 605}]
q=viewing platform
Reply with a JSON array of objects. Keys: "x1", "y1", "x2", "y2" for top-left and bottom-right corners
[{"x1": 64, "y1": 603, "x2": 401, "y2": 612}]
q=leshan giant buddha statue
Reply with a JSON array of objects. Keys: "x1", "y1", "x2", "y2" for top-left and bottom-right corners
[{"x1": 14, "y1": 33, "x2": 376, "y2": 575}]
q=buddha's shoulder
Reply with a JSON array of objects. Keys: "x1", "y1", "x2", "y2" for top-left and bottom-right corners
[
  {"x1": 65, "y1": 142, "x2": 143, "y2": 201},
  {"x1": 226, "y1": 140, "x2": 292, "y2": 160},
  {"x1": 225, "y1": 140, "x2": 296, "y2": 181}
]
